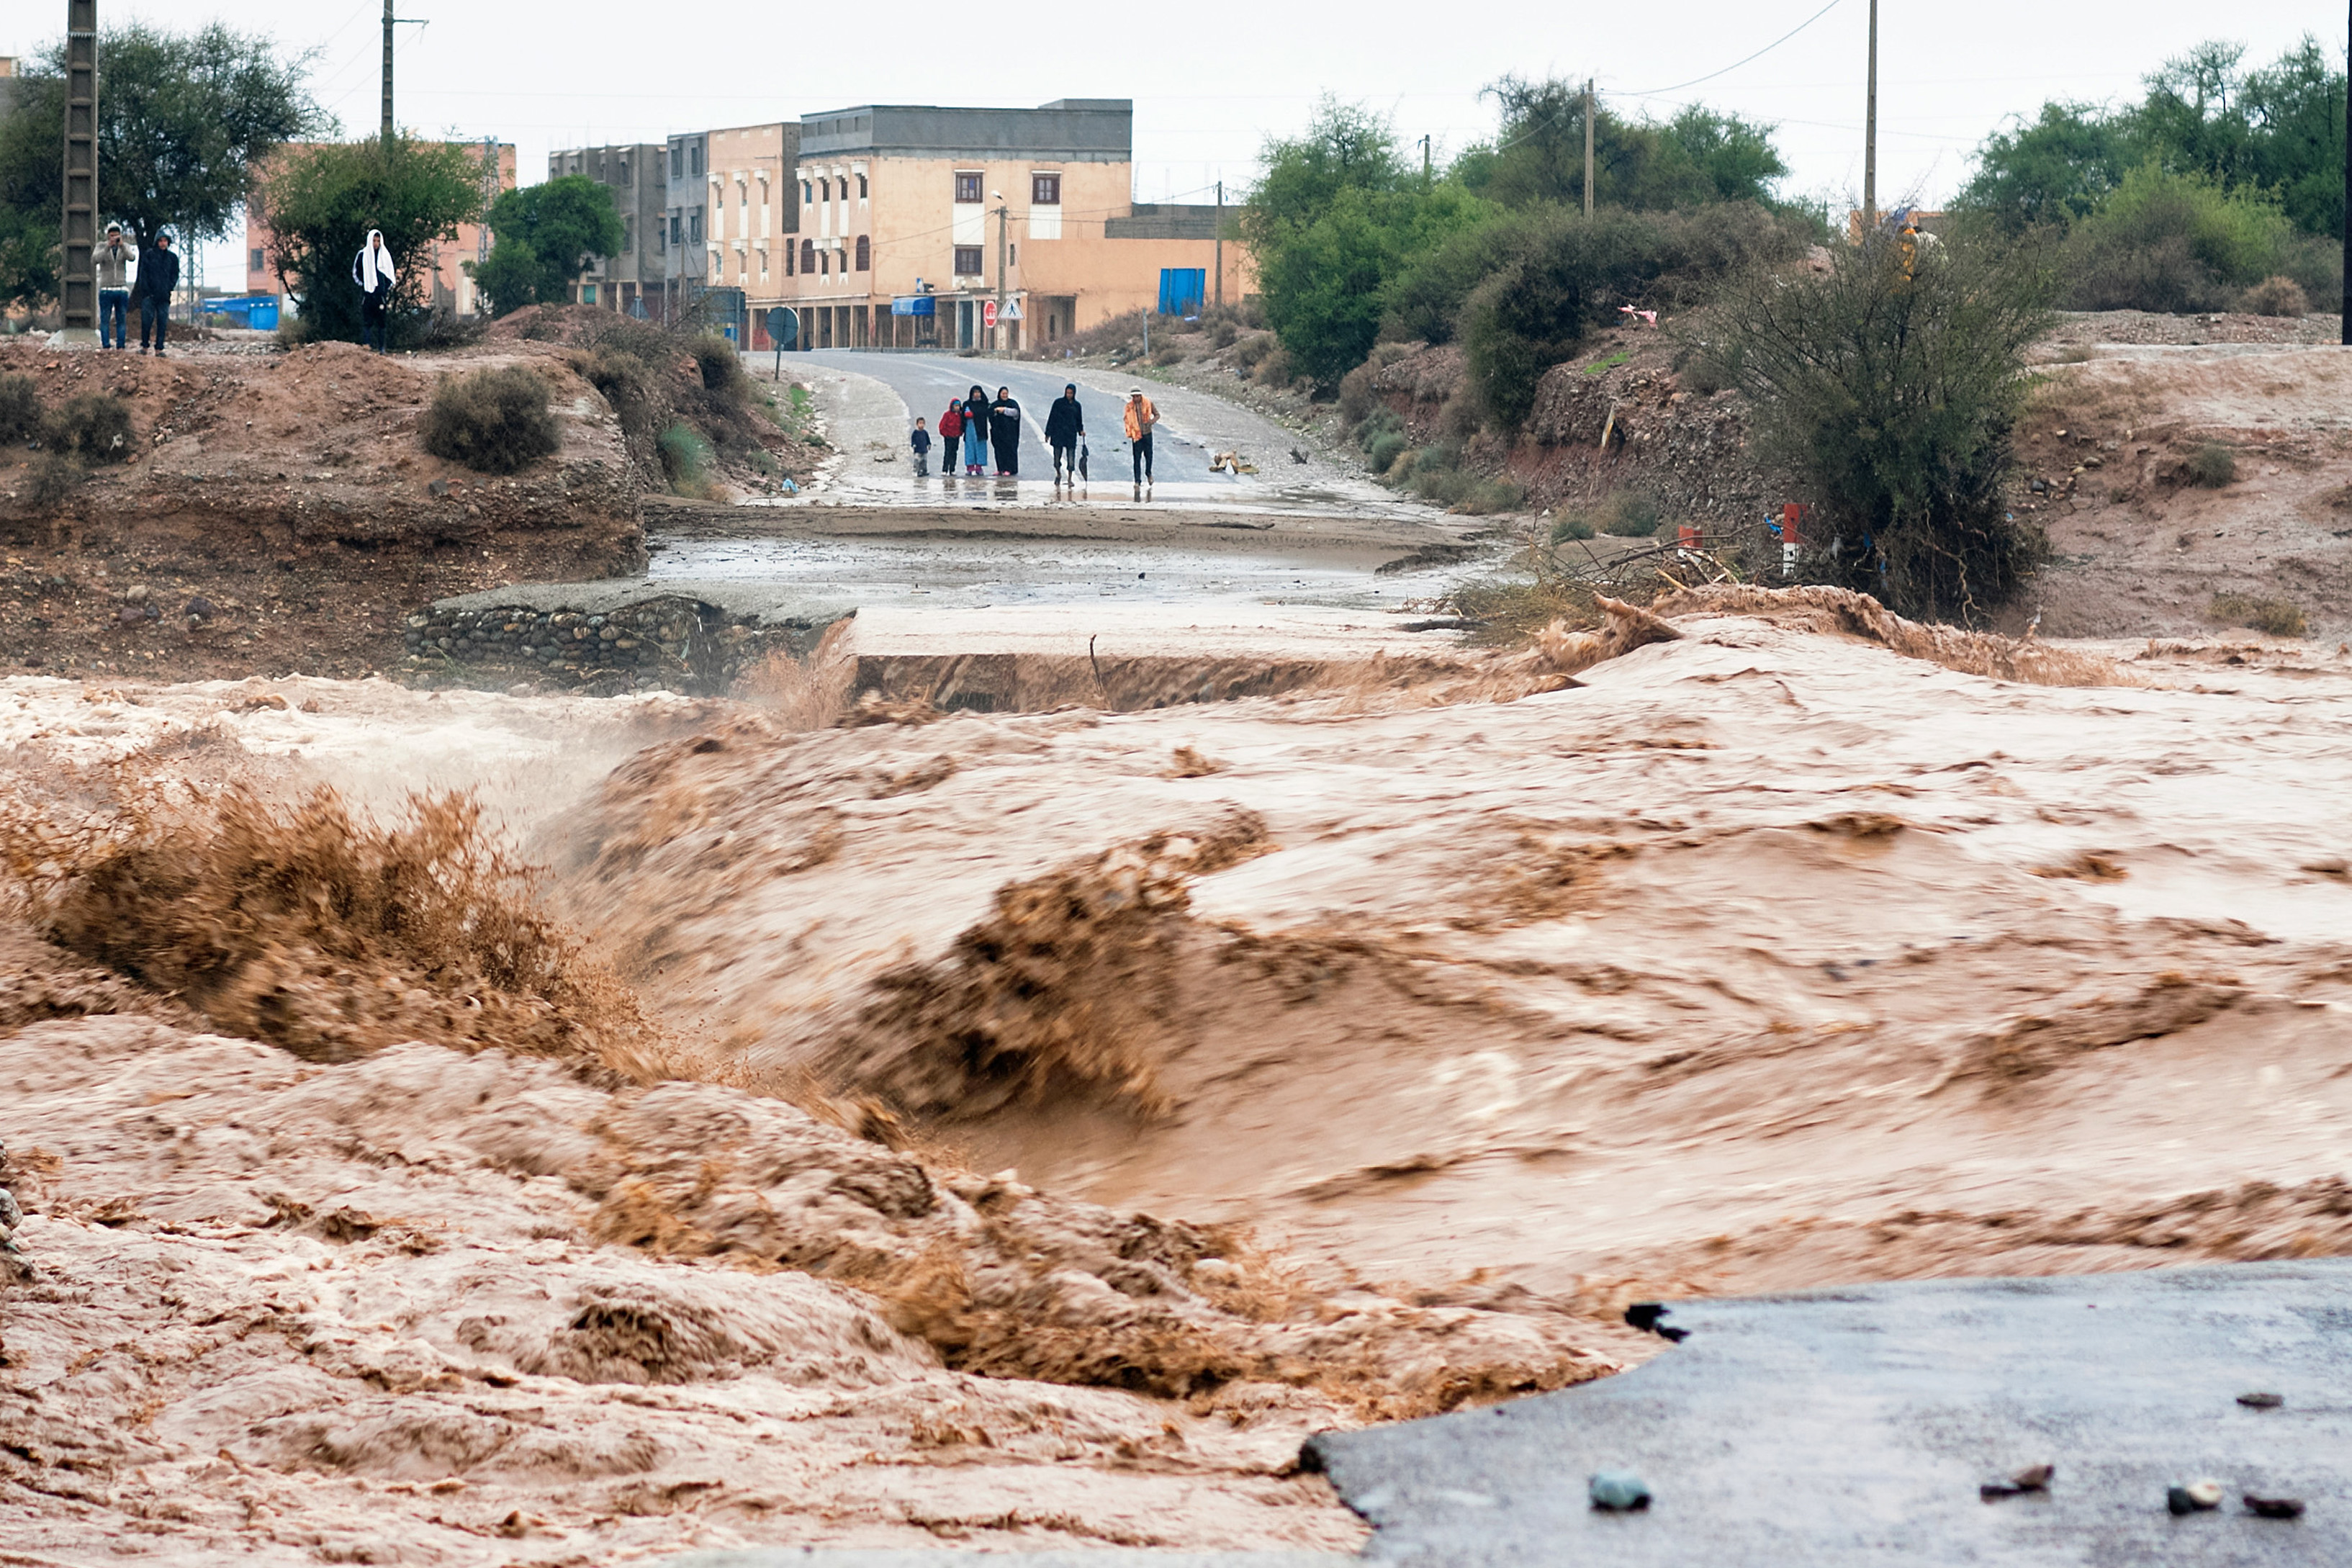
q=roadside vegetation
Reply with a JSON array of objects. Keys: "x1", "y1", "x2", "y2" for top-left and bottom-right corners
[
  {"x1": 1954, "y1": 39, "x2": 2345, "y2": 312},
  {"x1": 469, "y1": 176, "x2": 627, "y2": 317}
]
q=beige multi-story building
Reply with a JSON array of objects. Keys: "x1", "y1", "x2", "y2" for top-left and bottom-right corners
[
  {"x1": 780, "y1": 99, "x2": 1248, "y2": 353},
  {"x1": 667, "y1": 122, "x2": 801, "y2": 338},
  {"x1": 548, "y1": 143, "x2": 667, "y2": 316}
]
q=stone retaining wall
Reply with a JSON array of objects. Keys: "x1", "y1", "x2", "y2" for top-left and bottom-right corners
[{"x1": 401, "y1": 595, "x2": 843, "y2": 695}]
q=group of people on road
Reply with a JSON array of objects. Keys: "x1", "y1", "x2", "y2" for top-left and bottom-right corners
[
  {"x1": 911, "y1": 382, "x2": 1158, "y2": 495},
  {"x1": 94, "y1": 222, "x2": 181, "y2": 355}
]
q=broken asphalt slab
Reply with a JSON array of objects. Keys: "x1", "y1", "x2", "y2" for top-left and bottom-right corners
[{"x1": 1307, "y1": 1260, "x2": 2352, "y2": 1564}]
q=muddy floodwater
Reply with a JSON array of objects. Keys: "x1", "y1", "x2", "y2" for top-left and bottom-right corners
[{"x1": 4, "y1": 586, "x2": 2351, "y2": 1564}]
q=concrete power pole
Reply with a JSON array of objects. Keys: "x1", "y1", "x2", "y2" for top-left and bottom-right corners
[
  {"x1": 1862, "y1": 0, "x2": 1879, "y2": 232},
  {"x1": 381, "y1": 0, "x2": 395, "y2": 146},
  {"x1": 1582, "y1": 79, "x2": 1595, "y2": 216},
  {"x1": 60, "y1": 0, "x2": 98, "y2": 341},
  {"x1": 1214, "y1": 179, "x2": 1224, "y2": 307},
  {"x1": 993, "y1": 193, "x2": 1008, "y2": 352}
]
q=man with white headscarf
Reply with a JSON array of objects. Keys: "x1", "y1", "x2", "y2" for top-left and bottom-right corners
[{"x1": 351, "y1": 230, "x2": 397, "y2": 352}]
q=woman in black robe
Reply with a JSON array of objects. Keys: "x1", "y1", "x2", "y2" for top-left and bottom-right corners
[
  {"x1": 961, "y1": 385, "x2": 991, "y2": 474},
  {"x1": 989, "y1": 386, "x2": 1022, "y2": 477}
]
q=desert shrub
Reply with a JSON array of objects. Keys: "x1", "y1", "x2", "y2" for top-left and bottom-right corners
[
  {"x1": 2060, "y1": 163, "x2": 2295, "y2": 312},
  {"x1": 687, "y1": 333, "x2": 750, "y2": 400},
  {"x1": 2209, "y1": 592, "x2": 2306, "y2": 637},
  {"x1": 1461, "y1": 478, "x2": 1528, "y2": 515},
  {"x1": 1677, "y1": 343, "x2": 1737, "y2": 396},
  {"x1": 420, "y1": 366, "x2": 562, "y2": 474},
  {"x1": 1356, "y1": 406, "x2": 1403, "y2": 449},
  {"x1": 0, "y1": 782, "x2": 655, "y2": 1069},
  {"x1": 2238, "y1": 275, "x2": 2310, "y2": 317},
  {"x1": 1719, "y1": 228, "x2": 2051, "y2": 621},
  {"x1": 1551, "y1": 514, "x2": 1596, "y2": 542},
  {"x1": 658, "y1": 420, "x2": 715, "y2": 495},
  {"x1": 1209, "y1": 320, "x2": 1239, "y2": 348},
  {"x1": 2184, "y1": 441, "x2": 2237, "y2": 487},
  {"x1": 0, "y1": 374, "x2": 41, "y2": 444},
  {"x1": 45, "y1": 392, "x2": 135, "y2": 463},
  {"x1": 1338, "y1": 344, "x2": 1412, "y2": 423},
  {"x1": 1366, "y1": 429, "x2": 1409, "y2": 474},
  {"x1": 1150, "y1": 340, "x2": 1186, "y2": 366},
  {"x1": 1233, "y1": 331, "x2": 1276, "y2": 370},
  {"x1": 1400, "y1": 444, "x2": 1474, "y2": 505},
  {"x1": 1252, "y1": 345, "x2": 1294, "y2": 386},
  {"x1": 23, "y1": 454, "x2": 81, "y2": 510},
  {"x1": 1597, "y1": 491, "x2": 1663, "y2": 536}
]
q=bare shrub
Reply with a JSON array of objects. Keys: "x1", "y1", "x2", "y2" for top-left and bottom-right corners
[
  {"x1": 1251, "y1": 344, "x2": 1294, "y2": 386},
  {"x1": 420, "y1": 366, "x2": 562, "y2": 474},
  {"x1": 686, "y1": 333, "x2": 751, "y2": 400},
  {"x1": 0, "y1": 375, "x2": 40, "y2": 445},
  {"x1": 0, "y1": 780, "x2": 658, "y2": 1072},
  {"x1": 45, "y1": 393, "x2": 135, "y2": 463},
  {"x1": 2238, "y1": 275, "x2": 2310, "y2": 317},
  {"x1": 2185, "y1": 441, "x2": 2236, "y2": 487},
  {"x1": 2209, "y1": 592, "x2": 2306, "y2": 637}
]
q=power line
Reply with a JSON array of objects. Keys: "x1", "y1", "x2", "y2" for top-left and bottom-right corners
[{"x1": 1614, "y1": 0, "x2": 1846, "y2": 97}]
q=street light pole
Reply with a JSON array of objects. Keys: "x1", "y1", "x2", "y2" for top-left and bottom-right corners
[{"x1": 1862, "y1": 0, "x2": 1879, "y2": 231}]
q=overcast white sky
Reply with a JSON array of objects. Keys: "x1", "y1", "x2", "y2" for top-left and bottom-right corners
[{"x1": 4, "y1": 0, "x2": 2341, "y2": 287}]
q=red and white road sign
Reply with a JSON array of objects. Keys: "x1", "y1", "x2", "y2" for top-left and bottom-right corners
[{"x1": 982, "y1": 300, "x2": 999, "y2": 330}]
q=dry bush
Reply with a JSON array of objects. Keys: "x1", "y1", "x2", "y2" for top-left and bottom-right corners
[
  {"x1": 0, "y1": 778, "x2": 660, "y2": 1072},
  {"x1": 44, "y1": 393, "x2": 134, "y2": 463},
  {"x1": 0, "y1": 374, "x2": 40, "y2": 446},
  {"x1": 2184, "y1": 441, "x2": 2237, "y2": 488},
  {"x1": 2209, "y1": 592, "x2": 2307, "y2": 637},
  {"x1": 2238, "y1": 275, "x2": 2310, "y2": 317},
  {"x1": 420, "y1": 366, "x2": 562, "y2": 474}
]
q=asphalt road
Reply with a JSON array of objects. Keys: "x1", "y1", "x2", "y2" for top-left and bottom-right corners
[
  {"x1": 1308, "y1": 1261, "x2": 2352, "y2": 1565},
  {"x1": 800, "y1": 351, "x2": 1227, "y2": 486}
]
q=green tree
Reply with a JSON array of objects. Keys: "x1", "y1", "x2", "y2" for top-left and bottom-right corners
[
  {"x1": 469, "y1": 175, "x2": 625, "y2": 317},
  {"x1": 1461, "y1": 76, "x2": 1788, "y2": 212},
  {"x1": 0, "y1": 20, "x2": 323, "y2": 291},
  {"x1": 1958, "y1": 37, "x2": 2345, "y2": 241},
  {"x1": 1719, "y1": 233, "x2": 2053, "y2": 621},
  {"x1": 257, "y1": 137, "x2": 486, "y2": 346}
]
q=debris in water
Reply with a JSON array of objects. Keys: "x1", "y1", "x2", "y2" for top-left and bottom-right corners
[
  {"x1": 1589, "y1": 1470, "x2": 1652, "y2": 1510},
  {"x1": 2237, "y1": 1392, "x2": 2284, "y2": 1409},
  {"x1": 2169, "y1": 1479, "x2": 2224, "y2": 1513},
  {"x1": 2244, "y1": 1494, "x2": 2306, "y2": 1519}
]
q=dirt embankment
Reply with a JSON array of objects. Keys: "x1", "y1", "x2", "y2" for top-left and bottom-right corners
[{"x1": 1371, "y1": 312, "x2": 2352, "y2": 639}]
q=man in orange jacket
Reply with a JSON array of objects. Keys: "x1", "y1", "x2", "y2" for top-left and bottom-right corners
[{"x1": 1122, "y1": 388, "x2": 1158, "y2": 494}]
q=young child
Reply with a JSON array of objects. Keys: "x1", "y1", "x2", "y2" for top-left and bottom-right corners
[
  {"x1": 937, "y1": 402, "x2": 964, "y2": 478},
  {"x1": 910, "y1": 416, "x2": 932, "y2": 477}
]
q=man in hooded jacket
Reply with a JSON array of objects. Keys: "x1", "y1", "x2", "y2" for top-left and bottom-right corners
[
  {"x1": 95, "y1": 223, "x2": 136, "y2": 351},
  {"x1": 135, "y1": 232, "x2": 181, "y2": 355},
  {"x1": 1044, "y1": 384, "x2": 1085, "y2": 489},
  {"x1": 352, "y1": 230, "x2": 397, "y2": 353}
]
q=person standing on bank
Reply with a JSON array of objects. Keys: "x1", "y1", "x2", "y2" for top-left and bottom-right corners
[
  {"x1": 1044, "y1": 383, "x2": 1084, "y2": 490},
  {"x1": 937, "y1": 400, "x2": 965, "y2": 481},
  {"x1": 909, "y1": 415, "x2": 932, "y2": 477},
  {"x1": 989, "y1": 386, "x2": 1022, "y2": 477},
  {"x1": 135, "y1": 230, "x2": 180, "y2": 356},
  {"x1": 352, "y1": 229, "x2": 397, "y2": 353},
  {"x1": 95, "y1": 222, "x2": 136, "y2": 351},
  {"x1": 960, "y1": 384, "x2": 991, "y2": 476},
  {"x1": 1123, "y1": 387, "x2": 1158, "y2": 495}
]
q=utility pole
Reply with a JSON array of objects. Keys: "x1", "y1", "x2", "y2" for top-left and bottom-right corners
[
  {"x1": 1214, "y1": 179, "x2": 1224, "y2": 307},
  {"x1": 1582, "y1": 79, "x2": 1595, "y2": 216},
  {"x1": 382, "y1": 1, "x2": 425, "y2": 149},
  {"x1": 60, "y1": 0, "x2": 98, "y2": 342},
  {"x1": 993, "y1": 192, "x2": 1008, "y2": 353},
  {"x1": 1862, "y1": 0, "x2": 1879, "y2": 232},
  {"x1": 1420, "y1": 134, "x2": 1431, "y2": 188}
]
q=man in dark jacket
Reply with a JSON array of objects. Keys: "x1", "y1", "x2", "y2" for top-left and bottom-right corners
[
  {"x1": 135, "y1": 231, "x2": 181, "y2": 356},
  {"x1": 1044, "y1": 384, "x2": 1085, "y2": 490}
]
